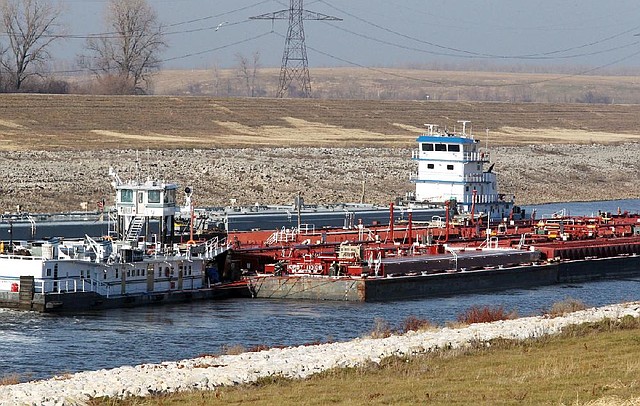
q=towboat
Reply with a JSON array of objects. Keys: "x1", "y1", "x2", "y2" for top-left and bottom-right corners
[{"x1": 0, "y1": 169, "x2": 246, "y2": 312}]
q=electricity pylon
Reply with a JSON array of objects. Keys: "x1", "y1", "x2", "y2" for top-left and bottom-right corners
[{"x1": 251, "y1": 0, "x2": 341, "y2": 98}]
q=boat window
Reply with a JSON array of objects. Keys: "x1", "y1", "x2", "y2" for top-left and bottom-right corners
[
  {"x1": 80, "y1": 270, "x2": 84, "y2": 278},
  {"x1": 427, "y1": 164, "x2": 434, "y2": 169},
  {"x1": 189, "y1": 266, "x2": 192, "y2": 276},
  {"x1": 164, "y1": 189, "x2": 176, "y2": 204},
  {"x1": 148, "y1": 190, "x2": 161, "y2": 203},
  {"x1": 447, "y1": 165, "x2": 454, "y2": 170},
  {"x1": 115, "y1": 269, "x2": 119, "y2": 278},
  {"x1": 121, "y1": 189, "x2": 133, "y2": 203},
  {"x1": 46, "y1": 268, "x2": 51, "y2": 277},
  {"x1": 158, "y1": 267, "x2": 162, "y2": 277},
  {"x1": 422, "y1": 143, "x2": 434, "y2": 151},
  {"x1": 136, "y1": 269, "x2": 141, "y2": 277},
  {"x1": 127, "y1": 270, "x2": 131, "y2": 277},
  {"x1": 138, "y1": 192, "x2": 144, "y2": 204},
  {"x1": 435, "y1": 144, "x2": 447, "y2": 152},
  {"x1": 142, "y1": 269, "x2": 145, "y2": 277},
  {"x1": 465, "y1": 186, "x2": 469, "y2": 192},
  {"x1": 448, "y1": 145, "x2": 460, "y2": 152}
]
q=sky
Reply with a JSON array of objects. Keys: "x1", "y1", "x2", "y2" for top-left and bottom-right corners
[{"x1": 52, "y1": 0, "x2": 640, "y2": 73}]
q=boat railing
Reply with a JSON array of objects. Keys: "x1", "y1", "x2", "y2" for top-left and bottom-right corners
[
  {"x1": 411, "y1": 150, "x2": 490, "y2": 162},
  {"x1": 464, "y1": 173, "x2": 495, "y2": 183},
  {"x1": 266, "y1": 226, "x2": 298, "y2": 245},
  {"x1": 34, "y1": 278, "x2": 113, "y2": 298},
  {"x1": 468, "y1": 194, "x2": 503, "y2": 204},
  {"x1": 202, "y1": 236, "x2": 230, "y2": 258},
  {"x1": 0, "y1": 253, "x2": 45, "y2": 260},
  {"x1": 463, "y1": 151, "x2": 491, "y2": 162},
  {"x1": 297, "y1": 224, "x2": 316, "y2": 234}
]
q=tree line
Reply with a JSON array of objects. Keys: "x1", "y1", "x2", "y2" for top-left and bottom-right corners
[{"x1": 0, "y1": 0, "x2": 165, "y2": 94}]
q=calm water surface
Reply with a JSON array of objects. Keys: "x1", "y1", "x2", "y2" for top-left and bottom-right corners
[{"x1": 1, "y1": 199, "x2": 639, "y2": 381}]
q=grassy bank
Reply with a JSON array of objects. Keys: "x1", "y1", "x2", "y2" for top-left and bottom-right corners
[{"x1": 90, "y1": 316, "x2": 640, "y2": 406}]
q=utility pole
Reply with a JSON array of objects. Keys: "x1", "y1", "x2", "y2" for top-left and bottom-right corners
[{"x1": 251, "y1": 0, "x2": 341, "y2": 98}]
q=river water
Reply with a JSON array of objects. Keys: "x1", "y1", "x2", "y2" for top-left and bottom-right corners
[{"x1": 1, "y1": 199, "x2": 639, "y2": 381}]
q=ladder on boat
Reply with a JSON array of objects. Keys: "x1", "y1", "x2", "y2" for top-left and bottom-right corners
[{"x1": 125, "y1": 216, "x2": 145, "y2": 243}]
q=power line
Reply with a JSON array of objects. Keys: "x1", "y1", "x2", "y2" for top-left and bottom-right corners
[
  {"x1": 0, "y1": 0, "x2": 270, "y2": 40},
  {"x1": 317, "y1": 0, "x2": 640, "y2": 61},
  {"x1": 290, "y1": 30, "x2": 640, "y2": 89},
  {"x1": 162, "y1": 31, "x2": 274, "y2": 62},
  {"x1": 166, "y1": 0, "x2": 273, "y2": 27},
  {"x1": 48, "y1": 31, "x2": 276, "y2": 75},
  {"x1": 324, "y1": 21, "x2": 640, "y2": 61}
]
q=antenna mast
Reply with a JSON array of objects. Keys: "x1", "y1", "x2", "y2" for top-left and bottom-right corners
[{"x1": 251, "y1": 0, "x2": 341, "y2": 98}]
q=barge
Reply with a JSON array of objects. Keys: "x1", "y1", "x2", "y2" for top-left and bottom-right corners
[{"x1": 232, "y1": 122, "x2": 640, "y2": 301}]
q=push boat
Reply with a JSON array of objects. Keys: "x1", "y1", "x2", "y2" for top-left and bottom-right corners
[{"x1": 0, "y1": 169, "x2": 248, "y2": 312}]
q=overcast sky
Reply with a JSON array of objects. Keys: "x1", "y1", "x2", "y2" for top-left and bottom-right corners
[{"x1": 58, "y1": 0, "x2": 640, "y2": 72}]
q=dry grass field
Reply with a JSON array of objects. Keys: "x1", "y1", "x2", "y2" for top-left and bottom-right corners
[
  {"x1": 154, "y1": 67, "x2": 640, "y2": 105},
  {"x1": 0, "y1": 73, "x2": 639, "y2": 213},
  {"x1": 1, "y1": 93, "x2": 640, "y2": 151}
]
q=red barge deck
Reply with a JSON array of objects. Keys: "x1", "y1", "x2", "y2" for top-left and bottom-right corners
[{"x1": 228, "y1": 209, "x2": 640, "y2": 301}]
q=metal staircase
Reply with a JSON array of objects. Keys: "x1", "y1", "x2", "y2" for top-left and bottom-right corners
[{"x1": 125, "y1": 216, "x2": 145, "y2": 243}]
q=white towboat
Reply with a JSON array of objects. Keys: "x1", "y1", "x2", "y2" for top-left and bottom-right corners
[
  {"x1": 0, "y1": 169, "x2": 244, "y2": 312},
  {"x1": 409, "y1": 121, "x2": 524, "y2": 222}
]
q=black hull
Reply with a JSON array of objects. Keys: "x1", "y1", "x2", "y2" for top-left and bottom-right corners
[{"x1": 250, "y1": 255, "x2": 640, "y2": 302}]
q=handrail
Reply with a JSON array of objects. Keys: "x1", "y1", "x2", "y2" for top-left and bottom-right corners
[{"x1": 30, "y1": 277, "x2": 113, "y2": 298}]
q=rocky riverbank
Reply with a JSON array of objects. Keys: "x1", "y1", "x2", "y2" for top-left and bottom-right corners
[
  {"x1": 1, "y1": 301, "x2": 639, "y2": 405},
  {"x1": 0, "y1": 143, "x2": 638, "y2": 214}
]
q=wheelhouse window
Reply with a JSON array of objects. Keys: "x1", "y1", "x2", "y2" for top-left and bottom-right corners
[
  {"x1": 447, "y1": 145, "x2": 460, "y2": 152},
  {"x1": 435, "y1": 144, "x2": 447, "y2": 152},
  {"x1": 164, "y1": 189, "x2": 176, "y2": 204},
  {"x1": 421, "y1": 143, "x2": 434, "y2": 152},
  {"x1": 148, "y1": 190, "x2": 161, "y2": 203},
  {"x1": 121, "y1": 189, "x2": 133, "y2": 203}
]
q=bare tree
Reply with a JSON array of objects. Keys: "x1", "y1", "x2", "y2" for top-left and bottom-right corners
[
  {"x1": 235, "y1": 51, "x2": 261, "y2": 97},
  {"x1": 79, "y1": 0, "x2": 166, "y2": 94},
  {"x1": 0, "y1": 0, "x2": 64, "y2": 91}
]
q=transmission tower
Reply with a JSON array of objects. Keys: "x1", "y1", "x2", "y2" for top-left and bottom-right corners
[{"x1": 251, "y1": 1, "x2": 341, "y2": 98}]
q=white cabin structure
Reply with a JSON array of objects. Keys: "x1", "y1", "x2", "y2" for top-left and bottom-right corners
[{"x1": 411, "y1": 122, "x2": 516, "y2": 221}]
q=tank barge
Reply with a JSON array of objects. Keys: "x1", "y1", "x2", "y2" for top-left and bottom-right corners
[{"x1": 233, "y1": 122, "x2": 640, "y2": 301}]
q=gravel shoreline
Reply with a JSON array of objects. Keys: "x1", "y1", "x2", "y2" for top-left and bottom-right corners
[
  {"x1": 0, "y1": 144, "x2": 639, "y2": 214},
  {"x1": 1, "y1": 301, "x2": 639, "y2": 405}
]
